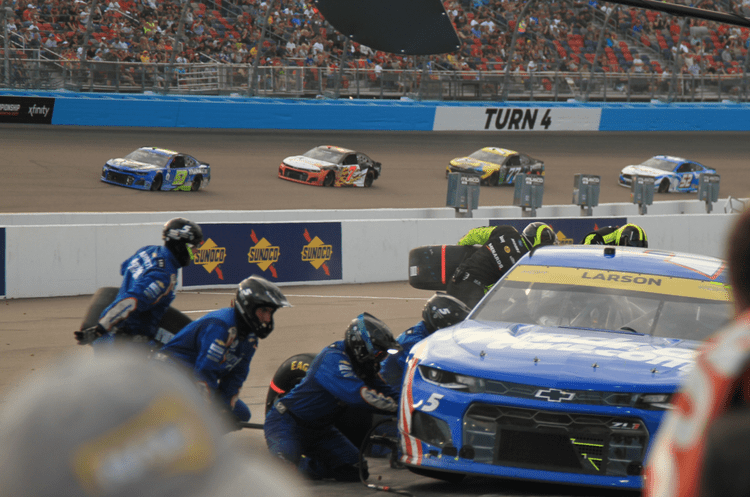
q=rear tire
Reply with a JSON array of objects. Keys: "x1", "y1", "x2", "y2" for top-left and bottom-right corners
[
  {"x1": 408, "y1": 245, "x2": 479, "y2": 291},
  {"x1": 364, "y1": 171, "x2": 374, "y2": 187},
  {"x1": 191, "y1": 176, "x2": 202, "y2": 191},
  {"x1": 150, "y1": 174, "x2": 163, "y2": 191}
]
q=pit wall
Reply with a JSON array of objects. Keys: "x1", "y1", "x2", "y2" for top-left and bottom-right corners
[
  {"x1": 0, "y1": 209, "x2": 738, "y2": 299},
  {"x1": 2, "y1": 91, "x2": 750, "y2": 131}
]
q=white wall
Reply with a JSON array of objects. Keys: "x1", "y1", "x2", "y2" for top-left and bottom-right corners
[{"x1": 3, "y1": 210, "x2": 740, "y2": 299}]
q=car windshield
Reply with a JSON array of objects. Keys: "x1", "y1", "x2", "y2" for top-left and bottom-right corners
[
  {"x1": 472, "y1": 265, "x2": 732, "y2": 341},
  {"x1": 124, "y1": 149, "x2": 171, "y2": 167},
  {"x1": 303, "y1": 147, "x2": 346, "y2": 163},
  {"x1": 640, "y1": 158, "x2": 677, "y2": 171},
  {"x1": 468, "y1": 150, "x2": 505, "y2": 164}
]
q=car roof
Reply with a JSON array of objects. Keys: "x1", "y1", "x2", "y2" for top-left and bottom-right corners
[
  {"x1": 318, "y1": 145, "x2": 355, "y2": 154},
  {"x1": 138, "y1": 146, "x2": 179, "y2": 156},
  {"x1": 481, "y1": 147, "x2": 517, "y2": 156},
  {"x1": 517, "y1": 245, "x2": 728, "y2": 283},
  {"x1": 652, "y1": 155, "x2": 689, "y2": 164}
]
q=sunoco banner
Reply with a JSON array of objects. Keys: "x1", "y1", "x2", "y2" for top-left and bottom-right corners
[
  {"x1": 0, "y1": 96, "x2": 55, "y2": 124},
  {"x1": 182, "y1": 222, "x2": 342, "y2": 287},
  {"x1": 492, "y1": 218, "x2": 627, "y2": 245},
  {"x1": 433, "y1": 106, "x2": 601, "y2": 131}
]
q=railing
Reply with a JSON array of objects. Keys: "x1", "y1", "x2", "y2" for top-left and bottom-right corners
[{"x1": 1, "y1": 56, "x2": 749, "y2": 102}]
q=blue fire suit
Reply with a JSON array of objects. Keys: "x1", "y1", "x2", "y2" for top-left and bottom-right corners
[
  {"x1": 380, "y1": 320, "x2": 430, "y2": 388},
  {"x1": 95, "y1": 245, "x2": 181, "y2": 347},
  {"x1": 158, "y1": 307, "x2": 255, "y2": 422},
  {"x1": 264, "y1": 340, "x2": 400, "y2": 480}
]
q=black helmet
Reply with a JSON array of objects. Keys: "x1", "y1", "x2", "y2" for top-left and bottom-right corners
[
  {"x1": 344, "y1": 313, "x2": 401, "y2": 381},
  {"x1": 422, "y1": 292, "x2": 472, "y2": 333},
  {"x1": 162, "y1": 218, "x2": 203, "y2": 267},
  {"x1": 234, "y1": 275, "x2": 291, "y2": 339},
  {"x1": 617, "y1": 224, "x2": 648, "y2": 247},
  {"x1": 521, "y1": 222, "x2": 558, "y2": 249}
]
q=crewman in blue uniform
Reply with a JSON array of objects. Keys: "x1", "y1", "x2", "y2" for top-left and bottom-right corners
[
  {"x1": 74, "y1": 217, "x2": 203, "y2": 348},
  {"x1": 381, "y1": 292, "x2": 471, "y2": 388},
  {"x1": 157, "y1": 275, "x2": 291, "y2": 425},
  {"x1": 264, "y1": 312, "x2": 401, "y2": 482}
]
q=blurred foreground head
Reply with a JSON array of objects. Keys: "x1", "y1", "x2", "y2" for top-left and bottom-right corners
[{"x1": 0, "y1": 350, "x2": 304, "y2": 497}]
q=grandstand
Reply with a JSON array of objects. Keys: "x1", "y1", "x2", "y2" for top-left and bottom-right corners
[{"x1": 0, "y1": 0, "x2": 748, "y2": 101}]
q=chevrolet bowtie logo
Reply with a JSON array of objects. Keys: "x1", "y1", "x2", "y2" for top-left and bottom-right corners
[{"x1": 535, "y1": 388, "x2": 576, "y2": 402}]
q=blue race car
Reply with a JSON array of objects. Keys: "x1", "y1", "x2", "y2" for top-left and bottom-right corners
[
  {"x1": 398, "y1": 245, "x2": 731, "y2": 489},
  {"x1": 618, "y1": 155, "x2": 716, "y2": 193},
  {"x1": 101, "y1": 147, "x2": 211, "y2": 191}
]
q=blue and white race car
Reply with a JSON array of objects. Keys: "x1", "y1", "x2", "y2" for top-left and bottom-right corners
[
  {"x1": 101, "y1": 147, "x2": 211, "y2": 191},
  {"x1": 618, "y1": 155, "x2": 716, "y2": 193},
  {"x1": 398, "y1": 245, "x2": 731, "y2": 489}
]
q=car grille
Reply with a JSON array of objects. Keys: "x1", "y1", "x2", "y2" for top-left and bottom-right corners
[
  {"x1": 104, "y1": 170, "x2": 134, "y2": 186},
  {"x1": 282, "y1": 168, "x2": 309, "y2": 182},
  {"x1": 463, "y1": 404, "x2": 648, "y2": 477}
]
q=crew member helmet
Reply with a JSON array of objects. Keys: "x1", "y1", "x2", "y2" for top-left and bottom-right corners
[
  {"x1": 344, "y1": 313, "x2": 401, "y2": 380},
  {"x1": 234, "y1": 275, "x2": 291, "y2": 339},
  {"x1": 422, "y1": 292, "x2": 472, "y2": 333},
  {"x1": 521, "y1": 222, "x2": 558, "y2": 249},
  {"x1": 617, "y1": 224, "x2": 648, "y2": 247},
  {"x1": 162, "y1": 218, "x2": 203, "y2": 267}
]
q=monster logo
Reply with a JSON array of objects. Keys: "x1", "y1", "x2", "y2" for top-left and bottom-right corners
[
  {"x1": 193, "y1": 238, "x2": 226, "y2": 279},
  {"x1": 248, "y1": 230, "x2": 279, "y2": 278},
  {"x1": 302, "y1": 229, "x2": 332, "y2": 275}
]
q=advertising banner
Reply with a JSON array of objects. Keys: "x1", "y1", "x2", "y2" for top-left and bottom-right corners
[
  {"x1": 433, "y1": 106, "x2": 602, "y2": 131},
  {"x1": 492, "y1": 218, "x2": 627, "y2": 245},
  {"x1": 182, "y1": 222, "x2": 342, "y2": 287},
  {"x1": 0, "y1": 96, "x2": 55, "y2": 124}
]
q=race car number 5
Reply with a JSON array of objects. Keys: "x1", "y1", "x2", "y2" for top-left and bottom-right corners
[{"x1": 414, "y1": 393, "x2": 444, "y2": 412}]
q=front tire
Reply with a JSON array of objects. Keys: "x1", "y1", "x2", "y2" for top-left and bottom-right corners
[
  {"x1": 658, "y1": 178, "x2": 670, "y2": 193},
  {"x1": 322, "y1": 172, "x2": 335, "y2": 187},
  {"x1": 150, "y1": 174, "x2": 163, "y2": 191}
]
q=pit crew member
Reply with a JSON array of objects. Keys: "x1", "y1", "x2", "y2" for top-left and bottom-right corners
[{"x1": 581, "y1": 223, "x2": 648, "y2": 247}]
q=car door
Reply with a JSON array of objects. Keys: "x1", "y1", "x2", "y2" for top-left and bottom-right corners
[
  {"x1": 166, "y1": 155, "x2": 190, "y2": 188},
  {"x1": 675, "y1": 162, "x2": 698, "y2": 191},
  {"x1": 504, "y1": 154, "x2": 524, "y2": 183}
]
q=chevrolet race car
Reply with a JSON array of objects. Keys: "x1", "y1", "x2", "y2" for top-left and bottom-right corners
[
  {"x1": 278, "y1": 145, "x2": 381, "y2": 187},
  {"x1": 446, "y1": 147, "x2": 545, "y2": 186},
  {"x1": 101, "y1": 147, "x2": 211, "y2": 191},
  {"x1": 399, "y1": 245, "x2": 732, "y2": 489},
  {"x1": 618, "y1": 155, "x2": 716, "y2": 193}
]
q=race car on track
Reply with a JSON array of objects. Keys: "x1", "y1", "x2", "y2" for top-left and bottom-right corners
[
  {"x1": 446, "y1": 147, "x2": 545, "y2": 186},
  {"x1": 618, "y1": 155, "x2": 716, "y2": 193},
  {"x1": 398, "y1": 245, "x2": 732, "y2": 489},
  {"x1": 101, "y1": 147, "x2": 211, "y2": 191},
  {"x1": 278, "y1": 145, "x2": 382, "y2": 187}
]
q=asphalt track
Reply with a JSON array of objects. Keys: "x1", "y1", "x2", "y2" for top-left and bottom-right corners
[{"x1": 1, "y1": 127, "x2": 749, "y2": 497}]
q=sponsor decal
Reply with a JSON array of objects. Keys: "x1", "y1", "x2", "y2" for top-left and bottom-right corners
[
  {"x1": 0, "y1": 96, "x2": 55, "y2": 124},
  {"x1": 535, "y1": 388, "x2": 576, "y2": 402},
  {"x1": 193, "y1": 238, "x2": 225, "y2": 279},
  {"x1": 248, "y1": 230, "x2": 279, "y2": 277},
  {"x1": 301, "y1": 228, "x2": 332, "y2": 274},
  {"x1": 556, "y1": 230, "x2": 576, "y2": 245},
  {"x1": 433, "y1": 106, "x2": 602, "y2": 131}
]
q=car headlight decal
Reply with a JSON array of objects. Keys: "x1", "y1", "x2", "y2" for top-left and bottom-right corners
[{"x1": 419, "y1": 366, "x2": 485, "y2": 393}]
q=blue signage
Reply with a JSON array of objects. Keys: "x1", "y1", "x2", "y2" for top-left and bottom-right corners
[
  {"x1": 491, "y1": 218, "x2": 628, "y2": 245},
  {"x1": 182, "y1": 222, "x2": 342, "y2": 287}
]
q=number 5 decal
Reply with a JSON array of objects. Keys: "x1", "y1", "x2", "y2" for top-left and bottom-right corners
[
  {"x1": 414, "y1": 393, "x2": 444, "y2": 412},
  {"x1": 678, "y1": 174, "x2": 693, "y2": 189}
]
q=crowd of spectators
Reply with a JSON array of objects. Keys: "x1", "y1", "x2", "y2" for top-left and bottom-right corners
[{"x1": 2, "y1": 0, "x2": 749, "y2": 92}]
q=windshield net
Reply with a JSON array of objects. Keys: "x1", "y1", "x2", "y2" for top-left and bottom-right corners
[
  {"x1": 124, "y1": 150, "x2": 171, "y2": 167},
  {"x1": 473, "y1": 266, "x2": 732, "y2": 341}
]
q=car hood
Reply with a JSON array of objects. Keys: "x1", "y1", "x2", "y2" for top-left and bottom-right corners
[
  {"x1": 621, "y1": 165, "x2": 669, "y2": 177},
  {"x1": 283, "y1": 155, "x2": 336, "y2": 172},
  {"x1": 107, "y1": 158, "x2": 161, "y2": 171},
  {"x1": 416, "y1": 320, "x2": 699, "y2": 390},
  {"x1": 450, "y1": 157, "x2": 499, "y2": 169}
]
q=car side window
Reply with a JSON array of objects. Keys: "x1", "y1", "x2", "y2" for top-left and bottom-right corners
[
  {"x1": 508, "y1": 156, "x2": 521, "y2": 166},
  {"x1": 343, "y1": 154, "x2": 358, "y2": 165},
  {"x1": 171, "y1": 156, "x2": 185, "y2": 168},
  {"x1": 676, "y1": 163, "x2": 691, "y2": 173}
]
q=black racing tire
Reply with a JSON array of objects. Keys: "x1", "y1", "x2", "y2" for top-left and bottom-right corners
[
  {"x1": 364, "y1": 171, "x2": 374, "y2": 187},
  {"x1": 322, "y1": 171, "x2": 335, "y2": 187},
  {"x1": 486, "y1": 171, "x2": 500, "y2": 186},
  {"x1": 265, "y1": 353, "x2": 316, "y2": 415},
  {"x1": 658, "y1": 178, "x2": 670, "y2": 193},
  {"x1": 191, "y1": 175, "x2": 202, "y2": 191},
  {"x1": 78, "y1": 286, "x2": 191, "y2": 338},
  {"x1": 264, "y1": 352, "x2": 374, "y2": 447},
  {"x1": 150, "y1": 174, "x2": 163, "y2": 191},
  {"x1": 408, "y1": 245, "x2": 479, "y2": 291}
]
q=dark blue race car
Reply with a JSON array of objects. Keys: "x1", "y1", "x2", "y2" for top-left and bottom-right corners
[
  {"x1": 398, "y1": 245, "x2": 731, "y2": 489},
  {"x1": 101, "y1": 147, "x2": 211, "y2": 191},
  {"x1": 618, "y1": 155, "x2": 716, "y2": 193}
]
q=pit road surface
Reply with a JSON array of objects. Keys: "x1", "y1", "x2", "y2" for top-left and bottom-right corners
[{"x1": 2, "y1": 127, "x2": 748, "y2": 496}]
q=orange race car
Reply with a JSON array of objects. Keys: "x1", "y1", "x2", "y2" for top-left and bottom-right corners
[{"x1": 278, "y1": 145, "x2": 381, "y2": 187}]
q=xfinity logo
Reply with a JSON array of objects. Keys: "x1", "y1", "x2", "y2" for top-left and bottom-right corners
[
  {"x1": 28, "y1": 104, "x2": 50, "y2": 117},
  {"x1": 535, "y1": 388, "x2": 576, "y2": 402}
]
